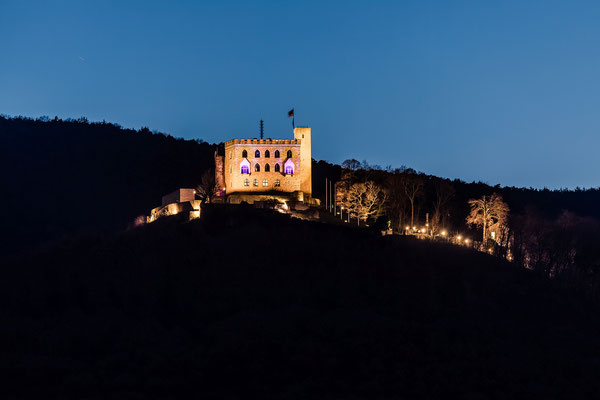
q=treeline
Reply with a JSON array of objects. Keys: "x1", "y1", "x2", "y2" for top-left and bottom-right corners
[
  {"x1": 337, "y1": 158, "x2": 600, "y2": 303},
  {"x1": 0, "y1": 115, "x2": 215, "y2": 255}
]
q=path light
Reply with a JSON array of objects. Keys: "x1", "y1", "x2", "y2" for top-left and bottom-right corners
[
  {"x1": 465, "y1": 238, "x2": 470, "y2": 244},
  {"x1": 420, "y1": 228, "x2": 425, "y2": 233},
  {"x1": 457, "y1": 235, "x2": 462, "y2": 240},
  {"x1": 441, "y1": 231, "x2": 446, "y2": 236}
]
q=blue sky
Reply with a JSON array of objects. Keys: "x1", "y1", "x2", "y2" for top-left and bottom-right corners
[{"x1": 2, "y1": 0, "x2": 600, "y2": 188}]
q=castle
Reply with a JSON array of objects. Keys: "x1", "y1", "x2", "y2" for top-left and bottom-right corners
[{"x1": 214, "y1": 126, "x2": 314, "y2": 204}]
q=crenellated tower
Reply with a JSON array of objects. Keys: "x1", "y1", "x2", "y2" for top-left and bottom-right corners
[{"x1": 294, "y1": 127, "x2": 312, "y2": 196}]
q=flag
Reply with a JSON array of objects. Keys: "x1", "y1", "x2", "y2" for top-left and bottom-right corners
[{"x1": 288, "y1": 108, "x2": 294, "y2": 118}]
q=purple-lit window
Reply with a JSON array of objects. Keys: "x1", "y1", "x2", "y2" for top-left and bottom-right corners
[
  {"x1": 284, "y1": 159, "x2": 294, "y2": 175},
  {"x1": 240, "y1": 159, "x2": 250, "y2": 174}
]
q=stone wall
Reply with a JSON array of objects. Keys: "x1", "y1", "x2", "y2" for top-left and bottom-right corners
[
  {"x1": 162, "y1": 188, "x2": 196, "y2": 207},
  {"x1": 223, "y1": 141, "x2": 302, "y2": 194}
]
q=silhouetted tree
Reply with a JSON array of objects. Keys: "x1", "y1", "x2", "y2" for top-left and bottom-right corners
[{"x1": 195, "y1": 169, "x2": 218, "y2": 204}]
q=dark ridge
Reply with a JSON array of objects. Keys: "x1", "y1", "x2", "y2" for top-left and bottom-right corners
[{"x1": 1, "y1": 205, "x2": 599, "y2": 398}]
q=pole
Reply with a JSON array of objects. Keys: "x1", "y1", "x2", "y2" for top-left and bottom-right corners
[
  {"x1": 329, "y1": 180, "x2": 333, "y2": 213},
  {"x1": 325, "y1": 178, "x2": 328, "y2": 212}
]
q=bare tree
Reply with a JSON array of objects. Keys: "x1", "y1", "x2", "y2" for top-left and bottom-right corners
[
  {"x1": 466, "y1": 193, "x2": 509, "y2": 243},
  {"x1": 385, "y1": 171, "x2": 409, "y2": 231},
  {"x1": 404, "y1": 175, "x2": 423, "y2": 227},
  {"x1": 195, "y1": 169, "x2": 218, "y2": 204},
  {"x1": 343, "y1": 181, "x2": 385, "y2": 225},
  {"x1": 431, "y1": 181, "x2": 455, "y2": 234}
]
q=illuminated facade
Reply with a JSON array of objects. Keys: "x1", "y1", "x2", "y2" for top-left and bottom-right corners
[{"x1": 215, "y1": 127, "x2": 312, "y2": 202}]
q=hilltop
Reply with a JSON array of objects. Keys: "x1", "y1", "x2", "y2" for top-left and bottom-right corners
[{"x1": 2, "y1": 205, "x2": 600, "y2": 398}]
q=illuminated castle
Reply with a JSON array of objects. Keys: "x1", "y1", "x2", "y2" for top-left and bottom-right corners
[{"x1": 214, "y1": 126, "x2": 313, "y2": 203}]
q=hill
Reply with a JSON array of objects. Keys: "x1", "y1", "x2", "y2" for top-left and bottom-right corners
[{"x1": 2, "y1": 205, "x2": 600, "y2": 398}]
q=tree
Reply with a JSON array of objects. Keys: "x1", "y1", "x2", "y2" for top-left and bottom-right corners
[
  {"x1": 343, "y1": 181, "x2": 385, "y2": 225},
  {"x1": 466, "y1": 193, "x2": 509, "y2": 244},
  {"x1": 385, "y1": 171, "x2": 409, "y2": 231},
  {"x1": 195, "y1": 169, "x2": 218, "y2": 204},
  {"x1": 404, "y1": 175, "x2": 423, "y2": 227},
  {"x1": 431, "y1": 181, "x2": 455, "y2": 235},
  {"x1": 341, "y1": 159, "x2": 361, "y2": 171}
]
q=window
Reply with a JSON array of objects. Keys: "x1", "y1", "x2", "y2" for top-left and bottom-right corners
[
  {"x1": 253, "y1": 179, "x2": 258, "y2": 187},
  {"x1": 244, "y1": 178, "x2": 249, "y2": 186},
  {"x1": 264, "y1": 163, "x2": 270, "y2": 172},
  {"x1": 274, "y1": 163, "x2": 280, "y2": 172},
  {"x1": 242, "y1": 150, "x2": 248, "y2": 158},
  {"x1": 287, "y1": 150, "x2": 292, "y2": 158},
  {"x1": 263, "y1": 179, "x2": 268, "y2": 187},
  {"x1": 274, "y1": 150, "x2": 280, "y2": 158},
  {"x1": 254, "y1": 163, "x2": 260, "y2": 172},
  {"x1": 284, "y1": 158, "x2": 294, "y2": 174},
  {"x1": 240, "y1": 159, "x2": 250, "y2": 174},
  {"x1": 275, "y1": 179, "x2": 280, "y2": 187},
  {"x1": 255, "y1": 150, "x2": 260, "y2": 158},
  {"x1": 229, "y1": 151, "x2": 232, "y2": 159},
  {"x1": 265, "y1": 150, "x2": 270, "y2": 158}
]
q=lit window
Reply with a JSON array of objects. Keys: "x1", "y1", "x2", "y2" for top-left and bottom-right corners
[
  {"x1": 275, "y1": 179, "x2": 280, "y2": 187},
  {"x1": 263, "y1": 179, "x2": 268, "y2": 187},
  {"x1": 240, "y1": 159, "x2": 250, "y2": 174},
  {"x1": 265, "y1": 163, "x2": 270, "y2": 172},
  {"x1": 242, "y1": 150, "x2": 248, "y2": 158},
  {"x1": 274, "y1": 163, "x2": 280, "y2": 172},
  {"x1": 255, "y1": 150, "x2": 260, "y2": 158},
  {"x1": 253, "y1": 179, "x2": 258, "y2": 186},
  {"x1": 244, "y1": 178, "x2": 249, "y2": 186},
  {"x1": 284, "y1": 158, "x2": 294, "y2": 174},
  {"x1": 274, "y1": 150, "x2": 280, "y2": 158},
  {"x1": 265, "y1": 150, "x2": 270, "y2": 158},
  {"x1": 287, "y1": 150, "x2": 292, "y2": 158},
  {"x1": 254, "y1": 164, "x2": 260, "y2": 172}
]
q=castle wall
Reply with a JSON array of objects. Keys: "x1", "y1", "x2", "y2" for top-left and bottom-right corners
[
  {"x1": 294, "y1": 127, "x2": 312, "y2": 196},
  {"x1": 162, "y1": 188, "x2": 196, "y2": 207},
  {"x1": 223, "y1": 139, "x2": 302, "y2": 194},
  {"x1": 214, "y1": 152, "x2": 225, "y2": 193}
]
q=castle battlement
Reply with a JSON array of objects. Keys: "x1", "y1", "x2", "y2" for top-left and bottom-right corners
[{"x1": 225, "y1": 138, "x2": 301, "y2": 145}]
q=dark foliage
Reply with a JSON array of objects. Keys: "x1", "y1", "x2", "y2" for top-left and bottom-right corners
[
  {"x1": 2, "y1": 205, "x2": 600, "y2": 398},
  {"x1": 0, "y1": 115, "x2": 215, "y2": 255}
]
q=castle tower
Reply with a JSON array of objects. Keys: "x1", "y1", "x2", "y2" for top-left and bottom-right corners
[{"x1": 294, "y1": 127, "x2": 312, "y2": 197}]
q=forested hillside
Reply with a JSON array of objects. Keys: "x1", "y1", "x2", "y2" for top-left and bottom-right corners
[
  {"x1": 3, "y1": 205, "x2": 600, "y2": 398},
  {"x1": 0, "y1": 116, "x2": 215, "y2": 254}
]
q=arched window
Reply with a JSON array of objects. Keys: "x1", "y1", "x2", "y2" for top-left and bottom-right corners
[
  {"x1": 240, "y1": 159, "x2": 250, "y2": 174},
  {"x1": 244, "y1": 178, "x2": 250, "y2": 186},
  {"x1": 274, "y1": 150, "x2": 280, "y2": 158},
  {"x1": 274, "y1": 163, "x2": 280, "y2": 172},
  {"x1": 242, "y1": 150, "x2": 248, "y2": 158},
  {"x1": 284, "y1": 158, "x2": 294, "y2": 175},
  {"x1": 253, "y1": 179, "x2": 258, "y2": 187},
  {"x1": 255, "y1": 150, "x2": 260, "y2": 158},
  {"x1": 254, "y1": 163, "x2": 260, "y2": 172},
  {"x1": 275, "y1": 179, "x2": 280, "y2": 187},
  {"x1": 265, "y1": 150, "x2": 270, "y2": 158},
  {"x1": 264, "y1": 163, "x2": 270, "y2": 172},
  {"x1": 287, "y1": 150, "x2": 292, "y2": 158},
  {"x1": 262, "y1": 179, "x2": 268, "y2": 187}
]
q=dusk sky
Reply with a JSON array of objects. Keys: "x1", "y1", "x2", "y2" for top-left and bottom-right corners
[{"x1": 2, "y1": 0, "x2": 600, "y2": 189}]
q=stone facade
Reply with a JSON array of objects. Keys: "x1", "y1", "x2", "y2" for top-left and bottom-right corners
[
  {"x1": 162, "y1": 188, "x2": 196, "y2": 207},
  {"x1": 216, "y1": 127, "x2": 312, "y2": 202}
]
